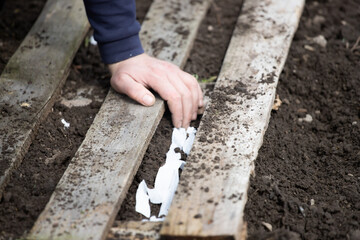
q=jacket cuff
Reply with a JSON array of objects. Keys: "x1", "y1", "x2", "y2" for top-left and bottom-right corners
[{"x1": 98, "y1": 34, "x2": 144, "y2": 64}]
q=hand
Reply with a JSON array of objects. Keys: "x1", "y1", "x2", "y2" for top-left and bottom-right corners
[{"x1": 108, "y1": 53, "x2": 204, "y2": 128}]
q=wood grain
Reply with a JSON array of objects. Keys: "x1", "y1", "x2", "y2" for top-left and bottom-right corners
[
  {"x1": 160, "y1": 0, "x2": 305, "y2": 239},
  {"x1": 107, "y1": 221, "x2": 162, "y2": 240},
  {"x1": 29, "y1": 0, "x2": 211, "y2": 239},
  {"x1": 0, "y1": 0, "x2": 89, "y2": 198}
]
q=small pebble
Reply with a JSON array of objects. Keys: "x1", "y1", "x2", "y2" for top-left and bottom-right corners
[
  {"x1": 207, "y1": 25, "x2": 214, "y2": 31},
  {"x1": 312, "y1": 15, "x2": 326, "y2": 25},
  {"x1": 312, "y1": 1, "x2": 319, "y2": 6},
  {"x1": 297, "y1": 108, "x2": 307, "y2": 113},
  {"x1": 315, "y1": 110, "x2": 321, "y2": 115},
  {"x1": 352, "y1": 121, "x2": 357, "y2": 125},
  {"x1": 261, "y1": 222, "x2": 273, "y2": 231},
  {"x1": 60, "y1": 97, "x2": 92, "y2": 108},
  {"x1": 20, "y1": 102, "x2": 31, "y2": 108},
  {"x1": 299, "y1": 206, "x2": 306, "y2": 217},
  {"x1": 310, "y1": 35, "x2": 327, "y2": 48},
  {"x1": 310, "y1": 199, "x2": 315, "y2": 206},
  {"x1": 283, "y1": 98, "x2": 290, "y2": 105},
  {"x1": 304, "y1": 45, "x2": 315, "y2": 51}
]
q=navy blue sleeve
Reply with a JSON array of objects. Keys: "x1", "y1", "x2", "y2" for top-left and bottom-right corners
[{"x1": 83, "y1": 0, "x2": 144, "y2": 64}]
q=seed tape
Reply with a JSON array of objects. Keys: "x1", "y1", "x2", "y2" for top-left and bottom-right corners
[{"x1": 135, "y1": 127, "x2": 197, "y2": 220}]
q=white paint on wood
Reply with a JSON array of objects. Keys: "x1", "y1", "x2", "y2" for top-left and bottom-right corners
[
  {"x1": 161, "y1": 0, "x2": 304, "y2": 239},
  {"x1": 0, "y1": 0, "x2": 89, "y2": 198},
  {"x1": 29, "y1": 0, "x2": 211, "y2": 239}
]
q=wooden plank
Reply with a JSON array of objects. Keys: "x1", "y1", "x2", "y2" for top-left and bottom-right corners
[
  {"x1": 29, "y1": 0, "x2": 211, "y2": 239},
  {"x1": 107, "y1": 220, "x2": 246, "y2": 240},
  {"x1": 160, "y1": 0, "x2": 305, "y2": 239},
  {"x1": 107, "y1": 221, "x2": 162, "y2": 240},
  {"x1": 0, "y1": 0, "x2": 89, "y2": 198}
]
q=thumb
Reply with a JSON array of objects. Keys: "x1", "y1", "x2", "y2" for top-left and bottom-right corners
[{"x1": 111, "y1": 73, "x2": 155, "y2": 106}]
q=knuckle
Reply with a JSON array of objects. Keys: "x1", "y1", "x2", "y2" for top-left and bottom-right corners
[
  {"x1": 170, "y1": 94, "x2": 181, "y2": 103},
  {"x1": 112, "y1": 73, "x2": 127, "y2": 84},
  {"x1": 181, "y1": 90, "x2": 191, "y2": 99},
  {"x1": 190, "y1": 79, "x2": 198, "y2": 88}
]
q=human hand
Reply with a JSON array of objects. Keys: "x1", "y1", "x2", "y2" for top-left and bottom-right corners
[{"x1": 108, "y1": 53, "x2": 204, "y2": 128}]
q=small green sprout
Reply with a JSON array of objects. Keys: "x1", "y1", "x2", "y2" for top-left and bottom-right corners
[
  {"x1": 200, "y1": 75, "x2": 217, "y2": 83},
  {"x1": 192, "y1": 74, "x2": 217, "y2": 83},
  {"x1": 84, "y1": 36, "x2": 90, "y2": 48}
]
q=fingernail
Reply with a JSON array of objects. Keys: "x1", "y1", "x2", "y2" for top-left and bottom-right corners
[
  {"x1": 142, "y1": 94, "x2": 154, "y2": 106},
  {"x1": 199, "y1": 98, "x2": 204, "y2": 107}
]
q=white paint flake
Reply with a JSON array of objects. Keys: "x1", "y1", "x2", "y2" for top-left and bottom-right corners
[{"x1": 61, "y1": 118, "x2": 70, "y2": 128}]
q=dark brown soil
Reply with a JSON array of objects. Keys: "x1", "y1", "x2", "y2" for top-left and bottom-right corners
[
  {"x1": 244, "y1": 1, "x2": 360, "y2": 240},
  {"x1": 183, "y1": 1, "x2": 243, "y2": 79},
  {"x1": 0, "y1": 0, "x2": 47, "y2": 73},
  {"x1": 117, "y1": 0, "x2": 243, "y2": 220}
]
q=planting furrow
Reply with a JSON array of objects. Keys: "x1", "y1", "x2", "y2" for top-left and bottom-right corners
[{"x1": 28, "y1": 0, "x2": 211, "y2": 239}]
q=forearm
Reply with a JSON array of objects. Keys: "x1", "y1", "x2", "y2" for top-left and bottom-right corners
[{"x1": 83, "y1": 0, "x2": 144, "y2": 64}]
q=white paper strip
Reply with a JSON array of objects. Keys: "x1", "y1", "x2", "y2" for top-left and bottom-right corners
[
  {"x1": 135, "y1": 127, "x2": 196, "y2": 220},
  {"x1": 183, "y1": 127, "x2": 197, "y2": 155},
  {"x1": 135, "y1": 180, "x2": 151, "y2": 218}
]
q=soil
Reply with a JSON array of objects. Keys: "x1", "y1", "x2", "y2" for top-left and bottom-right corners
[
  {"x1": 0, "y1": 0, "x2": 47, "y2": 73},
  {"x1": 244, "y1": 1, "x2": 360, "y2": 240}
]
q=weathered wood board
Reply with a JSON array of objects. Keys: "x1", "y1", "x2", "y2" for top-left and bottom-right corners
[
  {"x1": 161, "y1": 0, "x2": 305, "y2": 239},
  {"x1": 107, "y1": 221, "x2": 162, "y2": 240},
  {"x1": 0, "y1": 0, "x2": 89, "y2": 198},
  {"x1": 29, "y1": 0, "x2": 211, "y2": 239}
]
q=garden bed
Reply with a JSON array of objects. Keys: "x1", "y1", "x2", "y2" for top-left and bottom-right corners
[{"x1": 0, "y1": 0, "x2": 358, "y2": 239}]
